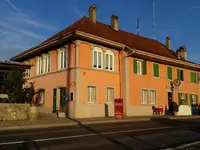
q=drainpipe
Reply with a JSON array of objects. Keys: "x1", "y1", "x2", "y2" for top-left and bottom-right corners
[{"x1": 119, "y1": 45, "x2": 136, "y2": 116}]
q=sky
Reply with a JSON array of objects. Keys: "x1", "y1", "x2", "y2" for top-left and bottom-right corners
[{"x1": 0, "y1": 0, "x2": 200, "y2": 63}]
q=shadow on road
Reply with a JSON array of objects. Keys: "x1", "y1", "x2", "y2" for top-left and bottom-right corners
[
  {"x1": 68, "y1": 117, "x2": 135, "y2": 150},
  {"x1": 17, "y1": 138, "x2": 40, "y2": 150}
]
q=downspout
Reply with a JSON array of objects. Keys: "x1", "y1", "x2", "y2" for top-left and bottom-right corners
[{"x1": 119, "y1": 45, "x2": 136, "y2": 101}]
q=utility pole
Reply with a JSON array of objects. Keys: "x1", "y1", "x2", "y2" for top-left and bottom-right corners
[
  {"x1": 136, "y1": 17, "x2": 140, "y2": 35},
  {"x1": 152, "y1": 0, "x2": 156, "y2": 40}
]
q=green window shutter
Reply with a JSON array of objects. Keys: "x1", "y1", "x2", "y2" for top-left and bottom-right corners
[
  {"x1": 194, "y1": 73, "x2": 197, "y2": 83},
  {"x1": 181, "y1": 70, "x2": 184, "y2": 81},
  {"x1": 157, "y1": 64, "x2": 159, "y2": 77},
  {"x1": 153, "y1": 63, "x2": 159, "y2": 77},
  {"x1": 177, "y1": 69, "x2": 180, "y2": 80},
  {"x1": 178, "y1": 93, "x2": 181, "y2": 105},
  {"x1": 62, "y1": 87, "x2": 66, "y2": 106},
  {"x1": 196, "y1": 95, "x2": 198, "y2": 105},
  {"x1": 53, "y1": 88, "x2": 57, "y2": 112},
  {"x1": 142, "y1": 61, "x2": 147, "y2": 75},
  {"x1": 185, "y1": 93, "x2": 188, "y2": 105},
  {"x1": 167, "y1": 67, "x2": 172, "y2": 79},
  {"x1": 133, "y1": 60, "x2": 137, "y2": 73},
  {"x1": 190, "y1": 72, "x2": 193, "y2": 83},
  {"x1": 190, "y1": 94, "x2": 193, "y2": 105}
]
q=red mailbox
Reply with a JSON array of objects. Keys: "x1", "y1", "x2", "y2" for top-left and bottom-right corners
[{"x1": 114, "y1": 98, "x2": 124, "y2": 119}]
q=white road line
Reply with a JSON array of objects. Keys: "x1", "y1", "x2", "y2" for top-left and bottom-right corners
[
  {"x1": 162, "y1": 140, "x2": 200, "y2": 150},
  {"x1": 0, "y1": 125, "x2": 192, "y2": 146}
]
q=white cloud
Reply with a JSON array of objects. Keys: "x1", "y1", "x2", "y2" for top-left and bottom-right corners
[
  {"x1": 187, "y1": 6, "x2": 200, "y2": 10},
  {"x1": 70, "y1": 5, "x2": 85, "y2": 17},
  {"x1": 0, "y1": 2, "x2": 57, "y2": 61}
]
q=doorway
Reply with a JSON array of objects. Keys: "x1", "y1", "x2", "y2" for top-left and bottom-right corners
[
  {"x1": 60, "y1": 87, "x2": 66, "y2": 111},
  {"x1": 167, "y1": 92, "x2": 173, "y2": 106}
]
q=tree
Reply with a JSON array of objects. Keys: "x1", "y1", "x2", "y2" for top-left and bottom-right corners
[{"x1": 3, "y1": 68, "x2": 34, "y2": 103}]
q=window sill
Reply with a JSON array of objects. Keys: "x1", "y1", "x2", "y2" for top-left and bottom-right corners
[
  {"x1": 105, "y1": 69, "x2": 114, "y2": 72},
  {"x1": 136, "y1": 73, "x2": 143, "y2": 76},
  {"x1": 93, "y1": 67, "x2": 103, "y2": 70},
  {"x1": 141, "y1": 103, "x2": 157, "y2": 106},
  {"x1": 153, "y1": 76, "x2": 160, "y2": 79}
]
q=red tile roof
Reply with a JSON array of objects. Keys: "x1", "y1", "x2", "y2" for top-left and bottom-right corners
[{"x1": 42, "y1": 16, "x2": 177, "y2": 59}]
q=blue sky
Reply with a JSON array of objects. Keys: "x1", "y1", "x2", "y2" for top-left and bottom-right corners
[{"x1": 0, "y1": 0, "x2": 200, "y2": 63}]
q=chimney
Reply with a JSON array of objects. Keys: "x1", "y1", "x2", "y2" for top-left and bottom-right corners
[
  {"x1": 176, "y1": 46, "x2": 187, "y2": 60},
  {"x1": 88, "y1": 4, "x2": 96, "y2": 23},
  {"x1": 111, "y1": 14, "x2": 119, "y2": 31},
  {"x1": 166, "y1": 36, "x2": 171, "y2": 49}
]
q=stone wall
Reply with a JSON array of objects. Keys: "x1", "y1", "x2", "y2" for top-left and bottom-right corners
[{"x1": 0, "y1": 103, "x2": 30, "y2": 121}]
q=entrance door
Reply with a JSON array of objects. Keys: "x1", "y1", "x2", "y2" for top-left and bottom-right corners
[
  {"x1": 60, "y1": 87, "x2": 66, "y2": 110},
  {"x1": 168, "y1": 92, "x2": 173, "y2": 106},
  {"x1": 53, "y1": 88, "x2": 57, "y2": 112}
]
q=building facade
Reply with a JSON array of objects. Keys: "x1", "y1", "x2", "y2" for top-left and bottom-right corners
[{"x1": 10, "y1": 5, "x2": 200, "y2": 118}]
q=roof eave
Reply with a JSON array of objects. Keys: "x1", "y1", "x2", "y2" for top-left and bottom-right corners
[{"x1": 10, "y1": 31, "x2": 75, "y2": 61}]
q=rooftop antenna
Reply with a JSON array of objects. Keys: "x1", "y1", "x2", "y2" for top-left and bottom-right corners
[
  {"x1": 152, "y1": 0, "x2": 156, "y2": 40},
  {"x1": 136, "y1": 17, "x2": 140, "y2": 35}
]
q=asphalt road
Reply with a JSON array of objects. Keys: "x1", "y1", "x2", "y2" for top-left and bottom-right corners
[{"x1": 1, "y1": 118, "x2": 200, "y2": 150}]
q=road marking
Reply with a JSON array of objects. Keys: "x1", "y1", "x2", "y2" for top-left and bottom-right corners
[
  {"x1": 0, "y1": 125, "x2": 194, "y2": 146},
  {"x1": 162, "y1": 140, "x2": 200, "y2": 150}
]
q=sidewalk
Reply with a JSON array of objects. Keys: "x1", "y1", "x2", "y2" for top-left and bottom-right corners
[{"x1": 0, "y1": 115, "x2": 200, "y2": 131}]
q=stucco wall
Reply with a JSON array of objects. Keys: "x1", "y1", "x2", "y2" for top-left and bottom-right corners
[{"x1": 128, "y1": 57, "x2": 199, "y2": 116}]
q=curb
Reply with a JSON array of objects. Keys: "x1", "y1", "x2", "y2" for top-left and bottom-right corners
[
  {"x1": 169, "y1": 116, "x2": 200, "y2": 120},
  {"x1": 0, "y1": 118, "x2": 150, "y2": 131}
]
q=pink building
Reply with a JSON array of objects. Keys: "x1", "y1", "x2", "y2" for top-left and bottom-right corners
[{"x1": 11, "y1": 5, "x2": 200, "y2": 118}]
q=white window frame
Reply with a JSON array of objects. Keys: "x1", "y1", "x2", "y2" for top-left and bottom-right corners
[
  {"x1": 24, "y1": 60, "x2": 30, "y2": 78},
  {"x1": 43, "y1": 54, "x2": 50, "y2": 73},
  {"x1": 37, "y1": 89, "x2": 45, "y2": 106},
  {"x1": 141, "y1": 89, "x2": 157, "y2": 105},
  {"x1": 180, "y1": 93, "x2": 185, "y2": 100},
  {"x1": 87, "y1": 86, "x2": 97, "y2": 103},
  {"x1": 105, "y1": 50, "x2": 114, "y2": 71},
  {"x1": 58, "y1": 48, "x2": 67, "y2": 70},
  {"x1": 191, "y1": 94, "x2": 197, "y2": 104},
  {"x1": 93, "y1": 47, "x2": 103, "y2": 69},
  {"x1": 137, "y1": 60, "x2": 142, "y2": 75},
  {"x1": 149, "y1": 90, "x2": 156, "y2": 104},
  {"x1": 106, "y1": 87, "x2": 114, "y2": 103},
  {"x1": 36, "y1": 57, "x2": 43, "y2": 75}
]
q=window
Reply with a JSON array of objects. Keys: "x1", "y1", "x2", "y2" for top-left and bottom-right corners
[
  {"x1": 167, "y1": 66, "x2": 172, "y2": 80},
  {"x1": 141, "y1": 89, "x2": 157, "y2": 104},
  {"x1": 24, "y1": 60, "x2": 30, "y2": 78},
  {"x1": 153, "y1": 63, "x2": 159, "y2": 77},
  {"x1": 133, "y1": 60, "x2": 147, "y2": 75},
  {"x1": 137, "y1": 61, "x2": 142, "y2": 74},
  {"x1": 190, "y1": 72, "x2": 196, "y2": 83},
  {"x1": 93, "y1": 47, "x2": 103, "y2": 69},
  {"x1": 37, "y1": 57, "x2": 43, "y2": 75},
  {"x1": 177, "y1": 69, "x2": 184, "y2": 81},
  {"x1": 105, "y1": 50, "x2": 114, "y2": 71},
  {"x1": 149, "y1": 90, "x2": 156, "y2": 104},
  {"x1": 178, "y1": 93, "x2": 188, "y2": 105},
  {"x1": 190, "y1": 94, "x2": 198, "y2": 105},
  {"x1": 87, "y1": 86, "x2": 96, "y2": 103},
  {"x1": 106, "y1": 87, "x2": 114, "y2": 103},
  {"x1": 37, "y1": 89, "x2": 45, "y2": 106},
  {"x1": 141, "y1": 89, "x2": 148, "y2": 104},
  {"x1": 58, "y1": 48, "x2": 67, "y2": 70},
  {"x1": 44, "y1": 54, "x2": 50, "y2": 73}
]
